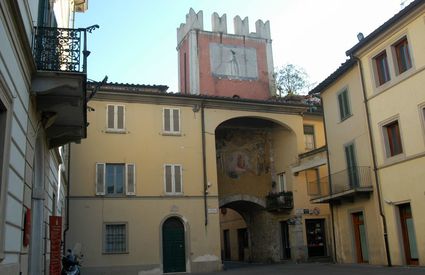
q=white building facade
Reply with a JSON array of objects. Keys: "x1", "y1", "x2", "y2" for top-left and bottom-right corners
[{"x1": 0, "y1": 0, "x2": 90, "y2": 274}]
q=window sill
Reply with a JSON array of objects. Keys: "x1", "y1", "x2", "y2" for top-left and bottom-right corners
[
  {"x1": 164, "y1": 193, "x2": 184, "y2": 197},
  {"x1": 370, "y1": 66, "x2": 424, "y2": 100},
  {"x1": 339, "y1": 113, "x2": 353, "y2": 124},
  {"x1": 102, "y1": 251, "x2": 129, "y2": 255},
  {"x1": 105, "y1": 129, "x2": 127, "y2": 134},
  {"x1": 382, "y1": 152, "x2": 406, "y2": 167},
  {"x1": 162, "y1": 132, "x2": 182, "y2": 136}
]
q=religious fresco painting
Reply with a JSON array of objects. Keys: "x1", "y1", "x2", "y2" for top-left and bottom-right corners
[{"x1": 216, "y1": 129, "x2": 270, "y2": 179}]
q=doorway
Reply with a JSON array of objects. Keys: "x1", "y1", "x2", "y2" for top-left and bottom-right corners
[
  {"x1": 399, "y1": 204, "x2": 418, "y2": 265},
  {"x1": 237, "y1": 228, "x2": 248, "y2": 261},
  {"x1": 305, "y1": 219, "x2": 326, "y2": 257},
  {"x1": 280, "y1": 221, "x2": 291, "y2": 259},
  {"x1": 162, "y1": 217, "x2": 186, "y2": 273},
  {"x1": 223, "y1": 229, "x2": 231, "y2": 260},
  {"x1": 352, "y1": 212, "x2": 368, "y2": 263}
]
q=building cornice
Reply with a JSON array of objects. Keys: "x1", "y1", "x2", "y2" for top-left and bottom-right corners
[
  {"x1": 94, "y1": 90, "x2": 308, "y2": 115},
  {"x1": 346, "y1": 0, "x2": 425, "y2": 57}
]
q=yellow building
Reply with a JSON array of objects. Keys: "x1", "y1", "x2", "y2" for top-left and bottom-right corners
[
  {"x1": 311, "y1": 0, "x2": 425, "y2": 266},
  {"x1": 67, "y1": 83, "x2": 330, "y2": 274},
  {"x1": 67, "y1": 9, "x2": 330, "y2": 274}
]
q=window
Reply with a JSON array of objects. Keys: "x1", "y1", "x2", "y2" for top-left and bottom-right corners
[
  {"x1": 106, "y1": 105, "x2": 125, "y2": 132},
  {"x1": 96, "y1": 163, "x2": 135, "y2": 196},
  {"x1": 374, "y1": 51, "x2": 391, "y2": 86},
  {"x1": 344, "y1": 143, "x2": 359, "y2": 187},
  {"x1": 163, "y1": 108, "x2": 180, "y2": 134},
  {"x1": 337, "y1": 89, "x2": 351, "y2": 121},
  {"x1": 303, "y1": 125, "x2": 315, "y2": 150},
  {"x1": 0, "y1": 100, "x2": 7, "y2": 184},
  {"x1": 277, "y1": 173, "x2": 287, "y2": 192},
  {"x1": 164, "y1": 164, "x2": 182, "y2": 194},
  {"x1": 104, "y1": 223, "x2": 127, "y2": 253},
  {"x1": 393, "y1": 37, "x2": 412, "y2": 75},
  {"x1": 383, "y1": 120, "x2": 403, "y2": 157},
  {"x1": 0, "y1": 88, "x2": 12, "y2": 260}
]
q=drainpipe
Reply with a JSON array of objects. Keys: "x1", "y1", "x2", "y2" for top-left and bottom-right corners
[
  {"x1": 354, "y1": 57, "x2": 392, "y2": 266},
  {"x1": 62, "y1": 143, "x2": 71, "y2": 254},
  {"x1": 201, "y1": 102, "x2": 208, "y2": 226},
  {"x1": 319, "y1": 97, "x2": 337, "y2": 263}
]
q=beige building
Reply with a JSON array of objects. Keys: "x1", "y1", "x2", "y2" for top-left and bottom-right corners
[
  {"x1": 67, "y1": 9, "x2": 331, "y2": 274},
  {"x1": 0, "y1": 0, "x2": 92, "y2": 274},
  {"x1": 68, "y1": 83, "x2": 330, "y2": 274},
  {"x1": 311, "y1": 0, "x2": 425, "y2": 266}
]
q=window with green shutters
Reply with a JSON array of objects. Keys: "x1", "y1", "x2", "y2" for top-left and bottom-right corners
[
  {"x1": 344, "y1": 143, "x2": 358, "y2": 187},
  {"x1": 337, "y1": 89, "x2": 351, "y2": 121}
]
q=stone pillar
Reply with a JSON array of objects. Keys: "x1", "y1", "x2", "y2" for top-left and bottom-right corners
[{"x1": 245, "y1": 210, "x2": 281, "y2": 262}]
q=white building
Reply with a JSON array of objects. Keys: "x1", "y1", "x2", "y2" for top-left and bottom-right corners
[{"x1": 0, "y1": 0, "x2": 91, "y2": 274}]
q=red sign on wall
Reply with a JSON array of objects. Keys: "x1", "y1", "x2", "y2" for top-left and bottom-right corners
[{"x1": 49, "y1": 216, "x2": 62, "y2": 275}]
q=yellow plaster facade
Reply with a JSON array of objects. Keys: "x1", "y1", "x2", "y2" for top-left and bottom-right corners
[
  {"x1": 68, "y1": 85, "x2": 329, "y2": 274},
  {"x1": 315, "y1": 0, "x2": 425, "y2": 266}
]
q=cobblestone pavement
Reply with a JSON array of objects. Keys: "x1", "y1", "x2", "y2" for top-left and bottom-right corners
[{"x1": 192, "y1": 262, "x2": 425, "y2": 275}]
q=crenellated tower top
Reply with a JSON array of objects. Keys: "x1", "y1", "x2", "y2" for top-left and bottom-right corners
[
  {"x1": 177, "y1": 8, "x2": 275, "y2": 99},
  {"x1": 177, "y1": 8, "x2": 271, "y2": 45}
]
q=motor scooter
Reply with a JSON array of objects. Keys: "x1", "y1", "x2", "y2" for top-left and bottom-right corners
[{"x1": 61, "y1": 248, "x2": 83, "y2": 275}]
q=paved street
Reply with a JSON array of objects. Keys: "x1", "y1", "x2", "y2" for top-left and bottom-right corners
[{"x1": 192, "y1": 262, "x2": 425, "y2": 275}]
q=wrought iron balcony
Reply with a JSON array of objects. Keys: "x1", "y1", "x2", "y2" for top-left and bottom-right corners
[
  {"x1": 308, "y1": 166, "x2": 373, "y2": 203},
  {"x1": 33, "y1": 25, "x2": 98, "y2": 73},
  {"x1": 266, "y1": 191, "x2": 293, "y2": 212},
  {"x1": 31, "y1": 25, "x2": 98, "y2": 148}
]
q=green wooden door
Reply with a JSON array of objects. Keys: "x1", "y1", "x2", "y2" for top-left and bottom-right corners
[{"x1": 163, "y1": 217, "x2": 186, "y2": 273}]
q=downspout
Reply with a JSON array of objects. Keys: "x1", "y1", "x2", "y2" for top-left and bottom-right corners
[
  {"x1": 354, "y1": 56, "x2": 392, "y2": 266},
  {"x1": 62, "y1": 143, "x2": 71, "y2": 254},
  {"x1": 201, "y1": 102, "x2": 208, "y2": 226},
  {"x1": 319, "y1": 97, "x2": 337, "y2": 263}
]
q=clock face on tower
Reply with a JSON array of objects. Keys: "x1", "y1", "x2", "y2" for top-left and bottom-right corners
[{"x1": 209, "y1": 43, "x2": 258, "y2": 80}]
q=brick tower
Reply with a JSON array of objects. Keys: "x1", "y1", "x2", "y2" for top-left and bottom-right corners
[{"x1": 177, "y1": 9, "x2": 275, "y2": 100}]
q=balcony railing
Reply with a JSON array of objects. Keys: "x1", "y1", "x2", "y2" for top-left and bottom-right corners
[
  {"x1": 33, "y1": 25, "x2": 98, "y2": 73},
  {"x1": 266, "y1": 191, "x2": 294, "y2": 211},
  {"x1": 308, "y1": 166, "x2": 373, "y2": 202}
]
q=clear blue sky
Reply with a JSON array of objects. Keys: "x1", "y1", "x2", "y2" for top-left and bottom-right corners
[{"x1": 76, "y1": 0, "x2": 411, "y2": 93}]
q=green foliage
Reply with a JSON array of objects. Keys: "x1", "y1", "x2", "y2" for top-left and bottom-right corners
[{"x1": 274, "y1": 64, "x2": 310, "y2": 96}]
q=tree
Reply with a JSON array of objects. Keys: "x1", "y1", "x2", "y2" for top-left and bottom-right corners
[{"x1": 274, "y1": 64, "x2": 310, "y2": 97}]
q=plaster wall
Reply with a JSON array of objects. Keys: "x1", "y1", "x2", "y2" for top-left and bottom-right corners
[
  {"x1": 356, "y1": 8, "x2": 425, "y2": 266},
  {"x1": 68, "y1": 198, "x2": 222, "y2": 274},
  {"x1": 178, "y1": 30, "x2": 272, "y2": 99},
  {"x1": 320, "y1": 64, "x2": 386, "y2": 264}
]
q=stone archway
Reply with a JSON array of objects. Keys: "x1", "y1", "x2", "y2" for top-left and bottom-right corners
[
  {"x1": 219, "y1": 194, "x2": 266, "y2": 209},
  {"x1": 215, "y1": 116, "x2": 297, "y2": 263}
]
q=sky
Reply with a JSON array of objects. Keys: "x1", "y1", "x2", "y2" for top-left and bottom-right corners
[{"x1": 75, "y1": 0, "x2": 413, "y2": 93}]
